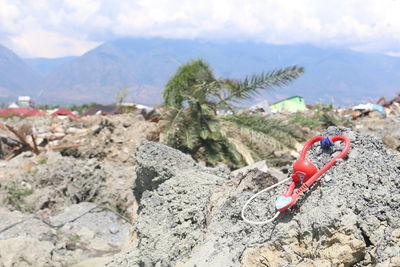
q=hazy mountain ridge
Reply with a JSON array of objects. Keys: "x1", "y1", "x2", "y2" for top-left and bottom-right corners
[
  {"x1": 1, "y1": 39, "x2": 400, "y2": 105},
  {"x1": 24, "y1": 56, "x2": 76, "y2": 76},
  {"x1": 0, "y1": 45, "x2": 42, "y2": 100}
]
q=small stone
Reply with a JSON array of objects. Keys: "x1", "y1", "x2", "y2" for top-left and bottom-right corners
[
  {"x1": 91, "y1": 125, "x2": 101, "y2": 134},
  {"x1": 66, "y1": 242, "x2": 77, "y2": 250},
  {"x1": 109, "y1": 225, "x2": 120, "y2": 234},
  {"x1": 53, "y1": 132, "x2": 65, "y2": 138},
  {"x1": 66, "y1": 127, "x2": 80, "y2": 134},
  {"x1": 392, "y1": 229, "x2": 400, "y2": 242}
]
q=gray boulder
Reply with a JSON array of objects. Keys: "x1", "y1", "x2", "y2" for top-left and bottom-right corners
[
  {"x1": 108, "y1": 141, "x2": 228, "y2": 266},
  {"x1": 108, "y1": 128, "x2": 400, "y2": 266}
]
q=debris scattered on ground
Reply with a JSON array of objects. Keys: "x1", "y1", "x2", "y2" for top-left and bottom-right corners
[
  {"x1": 352, "y1": 103, "x2": 386, "y2": 119},
  {"x1": 59, "y1": 113, "x2": 158, "y2": 165},
  {"x1": 0, "y1": 112, "x2": 158, "y2": 266},
  {"x1": 0, "y1": 112, "x2": 157, "y2": 164},
  {"x1": 0, "y1": 124, "x2": 40, "y2": 160}
]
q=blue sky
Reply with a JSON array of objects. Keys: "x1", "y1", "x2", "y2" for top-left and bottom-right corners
[{"x1": 1, "y1": 0, "x2": 400, "y2": 58}]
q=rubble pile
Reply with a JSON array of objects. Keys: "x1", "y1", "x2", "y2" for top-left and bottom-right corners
[
  {"x1": 379, "y1": 93, "x2": 400, "y2": 111},
  {"x1": 0, "y1": 112, "x2": 158, "y2": 164},
  {"x1": 0, "y1": 124, "x2": 41, "y2": 160},
  {"x1": 328, "y1": 93, "x2": 400, "y2": 153},
  {"x1": 0, "y1": 115, "x2": 81, "y2": 160},
  {"x1": 0, "y1": 112, "x2": 158, "y2": 266},
  {"x1": 108, "y1": 127, "x2": 400, "y2": 266},
  {"x1": 347, "y1": 99, "x2": 400, "y2": 152},
  {"x1": 0, "y1": 151, "x2": 136, "y2": 217},
  {"x1": 60, "y1": 113, "x2": 158, "y2": 164}
]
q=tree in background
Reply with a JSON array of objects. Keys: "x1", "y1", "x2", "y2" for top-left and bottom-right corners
[
  {"x1": 115, "y1": 87, "x2": 137, "y2": 113},
  {"x1": 115, "y1": 88, "x2": 130, "y2": 107},
  {"x1": 162, "y1": 58, "x2": 304, "y2": 169}
]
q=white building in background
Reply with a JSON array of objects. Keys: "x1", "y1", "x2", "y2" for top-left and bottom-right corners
[
  {"x1": 248, "y1": 100, "x2": 271, "y2": 114},
  {"x1": 8, "y1": 102, "x2": 19, "y2": 108},
  {"x1": 121, "y1": 102, "x2": 153, "y2": 112},
  {"x1": 17, "y1": 96, "x2": 34, "y2": 108}
]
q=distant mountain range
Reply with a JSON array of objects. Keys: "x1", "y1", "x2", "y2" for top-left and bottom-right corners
[
  {"x1": 0, "y1": 45, "x2": 42, "y2": 102},
  {"x1": 1, "y1": 38, "x2": 400, "y2": 106},
  {"x1": 24, "y1": 56, "x2": 76, "y2": 76}
]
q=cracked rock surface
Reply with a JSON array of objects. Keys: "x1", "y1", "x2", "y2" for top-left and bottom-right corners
[
  {"x1": 108, "y1": 127, "x2": 400, "y2": 266},
  {"x1": 0, "y1": 203, "x2": 130, "y2": 267}
]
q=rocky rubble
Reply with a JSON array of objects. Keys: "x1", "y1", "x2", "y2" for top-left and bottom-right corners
[
  {"x1": 0, "y1": 150, "x2": 135, "y2": 266},
  {"x1": 60, "y1": 113, "x2": 158, "y2": 164},
  {"x1": 107, "y1": 127, "x2": 400, "y2": 266},
  {"x1": 0, "y1": 113, "x2": 159, "y2": 266},
  {"x1": 352, "y1": 116, "x2": 400, "y2": 153},
  {"x1": 0, "y1": 150, "x2": 136, "y2": 218},
  {"x1": 0, "y1": 112, "x2": 158, "y2": 164}
]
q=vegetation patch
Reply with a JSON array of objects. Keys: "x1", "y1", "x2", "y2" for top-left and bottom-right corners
[
  {"x1": 290, "y1": 104, "x2": 352, "y2": 129},
  {"x1": 4, "y1": 182, "x2": 33, "y2": 210},
  {"x1": 38, "y1": 157, "x2": 47, "y2": 165},
  {"x1": 66, "y1": 234, "x2": 81, "y2": 243}
]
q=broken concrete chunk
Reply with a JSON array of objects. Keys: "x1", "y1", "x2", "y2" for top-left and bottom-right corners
[
  {"x1": 59, "y1": 207, "x2": 130, "y2": 249},
  {"x1": 0, "y1": 208, "x2": 26, "y2": 235},
  {"x1": 49, "y1": 202, "x2": 97, "y2": 227},
  {"x1": 0, "y1": 237, "x2": 55, "y2": 267}
]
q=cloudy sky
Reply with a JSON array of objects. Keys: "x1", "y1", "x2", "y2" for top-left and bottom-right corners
[{"x1": 1, "y1": 0, "x2": 400, "y2": 58}]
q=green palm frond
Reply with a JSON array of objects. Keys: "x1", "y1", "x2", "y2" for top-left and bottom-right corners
[
  {"x1": 222, "y1": 114, "x2": 299, "y2": 148},
  {"x1": 220, "y1": 114, "x2": 300, "y2": 162},
  {"x1": 221, "y1": 66, "x2": 304, "y2": 102}
]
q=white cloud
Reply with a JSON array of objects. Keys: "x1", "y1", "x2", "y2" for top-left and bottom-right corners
[
  {"x1": 386, "y1": 51, "x2": 400, "y2": 57},
  {"x1": 0, "y1": 0, "x2": 21, "y2": 33},
  {"x1": 8, "y1": 29, "x2": 100, "y2": 58},
  {"x1": 1, "y1": 0, "x2": 400, "y2": 57}
]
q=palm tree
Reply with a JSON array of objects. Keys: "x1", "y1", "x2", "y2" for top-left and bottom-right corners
[{"x1": 162, "y1": 58, "x2": 304, "y2": 169}]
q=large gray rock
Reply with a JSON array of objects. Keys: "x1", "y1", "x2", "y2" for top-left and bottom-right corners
[
  {"x1": 0, "y1": 208, "x2": 56, "y2": 243},
  {"x1": 132, "y1": 140, "x2": 227, "y2": 202},
  {"x1": 108, "y1": 128, "x2": 400, "y2": 266},
  {"x1": 108, "y1": 141, "x2": 228, "y2": 266},
  {"x1": 57, "y1": 203, "x2": 131, "y2": 252},
  {"x1": 49, "y1": 202, "x2": 97, "y2": 227}
]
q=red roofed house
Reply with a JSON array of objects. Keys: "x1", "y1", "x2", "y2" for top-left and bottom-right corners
[
  {"x1": 51, "y1": 108, "x2": 76, "y2": 118},
  {"x1": 0, "y1": 108, "x2": 45, "y2": 116}
]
